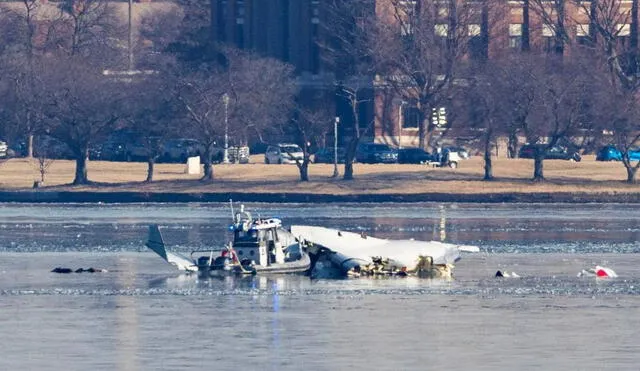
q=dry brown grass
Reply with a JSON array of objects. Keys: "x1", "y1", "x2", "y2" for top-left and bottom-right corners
[{"x1": 0, "y1": 155, "x2": 638, "y2": 195}]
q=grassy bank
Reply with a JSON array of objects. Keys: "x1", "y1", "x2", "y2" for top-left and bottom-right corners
[{"x1": 0, "y1": 155, "x2": 638, "y2": 197}]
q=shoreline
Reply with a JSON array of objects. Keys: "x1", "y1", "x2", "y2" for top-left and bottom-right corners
[{"x1": 0, "y1": 190, "x2": 637, "y2": 204}]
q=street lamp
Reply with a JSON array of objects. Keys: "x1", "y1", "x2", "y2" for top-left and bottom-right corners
[
  {"x1": 332, "y1": 116, "x2": 340, "y2": 178},
  {"x1": 222, "y1": 93, "x2": 230, "y2": 164},
  {"x1": 128, "y1": 0, "x2": 134, "y2": 71}
]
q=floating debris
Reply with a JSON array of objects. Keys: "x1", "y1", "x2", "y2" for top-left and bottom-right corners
[
  {"x1": 577, "y1": 266, "x2": 617, "y2": 278},
  {"x1": 51, "y1": 267, "x2": 108, "y2": 274},
  {"x1": 495, "y1": 270, "x2": 520, "y2": 278}
]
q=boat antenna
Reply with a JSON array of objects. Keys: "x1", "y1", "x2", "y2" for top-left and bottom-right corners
[{"x1": 229, "y1": 199, "x2": 235, "y2": 221}]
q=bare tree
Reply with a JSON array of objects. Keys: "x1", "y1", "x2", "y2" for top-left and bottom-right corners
[
  {"x1": 32, "y1": 151, "x2": 55, "y2": 187},
  {"x1": 529, "y1": 0, "x2": 570, "y2": 58},
  {"x1": 322, "y1": 0, "x2": 378, "y2": 180},
  {"x1": 41, "y1": 57, "x2": 123, "y2": 185},
  {"x1": 135, "y1": 5, "x2": 182, "y2": 70},
  {"x1": 522, "y1": 59, "x2": 602, "y2": 181},
  {"x1": 338, "y1": 81, "x2": 375, "y2": 180},
  {"x1": 376, "y1": 0, "x2": 484, "y2": 149},
  {"x1": 124, "y1": 75, "x2": 180, "y2": 182},
  {"x1": 598, "y1": 88, "x2": 640, "y2": 183},
  {"x1": 174, "y1": 67, "x2": 227, "y2": 181},
  {"x1": 572, "y1": 0, "x2": 640, "y2": 183},
  {"x1": 576, "y1": 0, "x2": 640, "y2": 90},
  {"x1": 226, "y1": 49, "x2": 297, "y2": 148},
  {"x1": 0, "y1": 1, "x2": 49, "y2": 157},
  {"x1": 464, "y1": 63, "x2": 512, "y2": 180},
  {"x1": 46, "y1": 0, "x2": 127, "y2": 67},
  {"x1": 287, "y1": 102, "x2": 336, "y2": 181}
]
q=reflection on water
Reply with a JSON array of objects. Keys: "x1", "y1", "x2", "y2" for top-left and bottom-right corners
[{"x1": 1, "y1": 203, "x2": 640, "y2": 370}]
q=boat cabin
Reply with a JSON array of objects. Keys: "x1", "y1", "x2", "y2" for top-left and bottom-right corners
[{"x1": 231, "y1": 211, "x2": 289, "y2": 267}]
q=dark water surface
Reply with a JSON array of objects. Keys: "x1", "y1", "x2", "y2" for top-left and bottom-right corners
[{"x1": 1, "y1": 202, "x2": 639, "y2": 370}]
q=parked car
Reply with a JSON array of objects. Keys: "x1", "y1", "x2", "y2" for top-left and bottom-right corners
[
  {"x1": 314, "y1": 147, "x2": 346, "y2": 164},
  {"x1": 0, "y1": 140, "x2": 8, "y2": 158},
  {"x1": 92, "y1": 140, "x2": 128, "y2": 161},
  {"x1": 355, "y1": 143, "x2": 398, "y2": 164},
  {"x1": 161, "y1": 139, "x2": 207, "y2": 163},
  {"x1": 518, "y1": 144, "x2": 581, "y2": 162},
  {"x1": 443, "y1": 146, "x2": 470, "y2": 160},
  {"x1": 264, "y1": 143, "x2": 304, "y2": 164},
  {"x1": 228, "y1": 145, "x2": 250, "y2": 164},
  {"x1": 397, "y1": 147, "x2": 433, "y2": 164},
  {"x1": 596, "y1": 145, "x2": 640, "y2": 162},
  {"x1": 33, "y1": 136, "x2": 75, "y2": 160},
  {"x1": 123, "y1": 136, "x2": 163, "y2": 162}
]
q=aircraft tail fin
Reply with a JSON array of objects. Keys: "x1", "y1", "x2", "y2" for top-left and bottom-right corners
[{"x1": 145, "y1": 225, "x2": 198, "y2": 272}]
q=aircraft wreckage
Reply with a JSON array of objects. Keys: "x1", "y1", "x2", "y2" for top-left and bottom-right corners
[{"x1": 145, "y1": 205, "x2": 479, "y2": 279}]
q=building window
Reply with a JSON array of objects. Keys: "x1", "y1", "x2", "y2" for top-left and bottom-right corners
[
  {"x1": 509, "y1": 24, "x2": 522, "y2": 49},
  {"x1": 235, "y1": 0, "x2": 245, "y2": 48},
  {"x1": 467, "y1": 24, "x2": 483, "y2": 60},
  {"x1": 617, "y1": 23, "x2": 631, "y2": 36},
  {"x1": 402, "y1": 106, "x2": 421, "y2": 129},
  {"x1": 397, "y1": 0, "x2": 416, "y2": 36},
  {"x1": 542, "y1": 24, "x2": 555, "y2": 53},
  {"x1": 576, "y1": 24, "x2": 591, "y2": 45},
  {"x1": 435, "y1": 24, "x2": 448, "y2": 37},
  {"x1": 310, "y1": 0, "x2": 320, "y2": 74},
  {"x1": 468, "y1": 24, "x2": 481, "y2": 37},
  {"x1": 616, "y1": 23, "x2": 630, "y2": 47}
]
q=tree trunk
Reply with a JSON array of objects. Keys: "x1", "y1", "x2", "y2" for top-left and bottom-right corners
[
  {"x1": 419, "y1": 115, "x2": 428, "y2": 149},
  {"x1": 533, "y1": 155, "x2": 545, "y2": 182},
  {"x1": 145, "y1": 158, "x2": 155, "y2": 183},
  {"x1": 508, "y1": 131, "x2": 518, "y2": 158},
  {"x1": 480, "y1": 1, "x2": 489, "y2": 62},
  {"x1": 343, "y1": 161, "x2": 354, "y2": 180},
  {"x1": 626, "y1": 165, "x2": 638, "y2": 183},
  {"x1": 343, "y1": 137, "x2": 358, "y2": 180},
  {"x1": 298, "y1": 160, "x2": 309, "y2": 181},
  {"x1": 555, "y1": 1, "x2": 565, "y2": 58},
  {"x1": 483, "y1": 132, "x2": 493, "y2": 180},
  {"x1": 483, "y1": 152, "x2": 493, "y2": 180},
  {"x1": 202, "y1": 147, "x2": 214, "y2": 181},
  {"x1": 73, "y1": 151, "x2": 88, "y2": 185},
  {"x1": 589, "y1": 1, "x2": 598, "y2": 45}
]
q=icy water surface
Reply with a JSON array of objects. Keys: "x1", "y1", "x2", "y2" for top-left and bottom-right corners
[{"x1": 0, "y1": 202, "x2": 639, "y2": 370}]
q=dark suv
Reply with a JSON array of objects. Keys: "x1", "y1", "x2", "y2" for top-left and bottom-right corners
[
  {"x1": 356, "y1": 143, "x2": 398, "y2": 164},
  {"x1": 519, "y1": 144, "x2": 581, "y2": 162},
  {"x1": 314, "y1": 147, "x2": 346, "y2": 164}
]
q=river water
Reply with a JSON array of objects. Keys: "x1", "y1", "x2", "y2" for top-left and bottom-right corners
[{"x1": 0, "y1": 202, "x2": 639, "y2": 370}]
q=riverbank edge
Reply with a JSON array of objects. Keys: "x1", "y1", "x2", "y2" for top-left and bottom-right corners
[{"x1": 0, "y1": 190, "x2": 638, "y2": 203}]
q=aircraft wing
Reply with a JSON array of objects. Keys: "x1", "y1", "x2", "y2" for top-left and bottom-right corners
[
  {"x1": 291, "y1": 225, "x2": 479, "y2": 273},
  {"x1": 146, "y1": 225, "x2": 198, "y2": 272}
]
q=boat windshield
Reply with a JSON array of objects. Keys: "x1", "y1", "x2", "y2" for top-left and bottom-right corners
[{"x1": 235, "y1": 229, "x2": 260, "y2": 242}]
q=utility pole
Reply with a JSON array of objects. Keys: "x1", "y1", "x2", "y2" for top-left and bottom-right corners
[{"x1": 332, "y1": 117, "x2": 340, "y2": 178}]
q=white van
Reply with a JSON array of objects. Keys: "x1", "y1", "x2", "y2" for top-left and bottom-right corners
[
  {"x1": 264, "y1": 143, "x2": 304, "y2": 164},
  {"x1": 0, "y1": 140, "x2": 8, "y2": 158}
]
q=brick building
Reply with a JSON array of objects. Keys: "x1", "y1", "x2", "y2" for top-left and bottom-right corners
[
  {"x1": 209, "y1": 0, "x2": 639, "y2": 150},
  {"x1": 4, "y1": 1, "x2": 635, "y2": 148}
]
